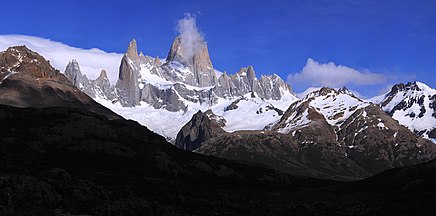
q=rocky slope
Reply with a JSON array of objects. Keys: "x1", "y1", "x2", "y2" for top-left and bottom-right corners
[
  {"x1": 370, "y1": 81, "x2": 436, "y2": 142},
  {"x1": 2, "y1": 101, "x2": 436, "y2": 215},
  {"x1": 0, "y1": 46, "x2": 310, "y2": 214},
  {"x1": 0, "y1": 46, "x2": 118, "y2": 119},
  {"x1": 177, "y1": 87, "x2": 436, "y2": 179}
]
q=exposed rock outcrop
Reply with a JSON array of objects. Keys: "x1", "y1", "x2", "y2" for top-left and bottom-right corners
[
  {"x1": 175, "y1": 110, "x2": 226, "y2": 151},
  {"x1": 115, "y1": 40, "x2": 141, "y2": 107},
  {"x1": 64, "y1": 61, "x2": 114, "y2": 100},
  {"x1": 338, "y1": 104, "x2": 436, "y2": 173},
  {"x1": 165, "y1": 36, "x2": 217, "y2": 87},
  {"x1": 214, "y1": 66, "x2": 291, "y2": 100},
  {"x1": 109, "y1": 38, "x2": 294, "y2": 112},
  {"x1": 0, "y1": 46, "x2": 119, "y2": 120}
]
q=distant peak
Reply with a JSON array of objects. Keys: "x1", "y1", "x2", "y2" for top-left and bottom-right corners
[
  {"x1": 338, "y1": 86, "x2": 353, "y2": 95},
  {"x1": 68, "y1": 59, "x2": 79, "y2": 65},
  {"x1": 126, "y1": 39, "x2": 139, "y2": 62},
  {"x1": 129, "y1": 39, "x2": 137, "y2": 47},
  {"x1": 99, "y1": 69, "x2": 108, "y2": 78},
  {"x1": 389, "y1": 81, "x2": 436, "y2": 95}
]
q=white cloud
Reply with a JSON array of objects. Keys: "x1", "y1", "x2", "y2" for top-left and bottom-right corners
[
  {"x1": 177, "y1": 13, "x2": 205, "y2": 59},
  {"x1": 0, "y1": 35, "x2": 123, "y2": 84},
  {"x1": 288, "y1": 58, "x2": 386, "y2": 88}
]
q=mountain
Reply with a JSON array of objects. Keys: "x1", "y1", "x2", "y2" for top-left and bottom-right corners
[
  {"x1": 2, "y1": 95, "x2": 436, "y2": 215},
  {"x1": 370, "y1": 81, "x2": 436, "y2": 142},
  {"x1": 0, "y1": 45, "x2": 309, "y2": 215},
  {"x1": 66, "y1": 38, "x2": 298, "y2": 141},
  {"x1": 0, "y1": 46, "x2": 118, "y2": 120},
  {"x1": 64, "y1": 59, "x2": 114, "y2": 100},
  {"x1": 1, "y1": 46, "x2": 436, "y2": 215},
  {"x1": 53, "y1": 35, "x2": 436, "y2": 180},
  {"x1": 165, "y1": 35, "x2": 217, "y2": 87},
  {"x1": 178, "y1": 87, "x2": 436, "y2": 179}
]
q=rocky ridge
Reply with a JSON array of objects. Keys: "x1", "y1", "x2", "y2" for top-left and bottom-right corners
[
  {"x1": 64, "y1": 59, "x2": 114, "y2": 100},
  {"x1": 177, "y1": 87, "x2": 436, "y2": 179},
  {"x1": 370, "y1": 81, "x2": 436, "y2": 141},
  {"x1": 0, "y1": 46, "x2": 119, "y2": 120},
  {"x1": 66, "y1": 37, "x2": 298, "y2": 141}
]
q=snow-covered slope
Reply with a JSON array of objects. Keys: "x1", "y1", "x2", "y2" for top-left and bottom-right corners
[
  {"x1": 370, "y1": 82, "x2": 436, "y2": 142},
  {"x1": 304, "y1": 87, "x2": 369, "y2": 128},
  {"x1": 68, "y1": 38, "x2": 298, "y2": 142},
  {"x1": 95, "y1": 91, "x2": 296, "y2": 141}
]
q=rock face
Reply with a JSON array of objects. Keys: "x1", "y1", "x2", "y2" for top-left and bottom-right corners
[
  {"x1": 0, "y1": 46, "x2": 119, "y2": 120},
  {"x1": 178, "y1": 87, "x2": 436, "y2": 180},
  {"x1": 93, "y1": 69, "x2": 113, "y2": 98},
  {"x1": 64, "y1": 59, "x2": 91, "y2": 93},
  {"x1": 371, "y1": 81, "x2": 436, "y2": 141},
  {"x1": 192, "y1": 107, "x2": 370, "y2": 180},
  {"x1": 64, "y1": 60, "x2": 114, "y2": 100},
  {"x1": 175, "y1": 110, "x2": 226, "y2": 151},
  {"x1": 215, "y1": 67, "x2": 291, "y2": 100},
  {"x1": 115, "y1": 40, "x2": 141, "y2": 107},
  {"x1": 338, "y1": 104, "x2": 436, "y2": 174},
  {"x1": 108, "y1": 38, "x2": 294, "y2": 112},
  {"x1": 165, "y1": 36, "x2": 217, "y2": 87},
  {"x1": 73, "y1": 38, "x2": 296, "y2": 140}
]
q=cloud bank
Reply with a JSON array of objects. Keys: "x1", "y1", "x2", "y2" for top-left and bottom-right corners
[
  {"x1": 0, "y1": 35, "x2": 122, "y2": 84},
  {"x1": 288, "y1": 58, "x2": 386, "y2": 88},
  {"x1": 177, "y1": 13, "x2": 205, "y2": 59}
]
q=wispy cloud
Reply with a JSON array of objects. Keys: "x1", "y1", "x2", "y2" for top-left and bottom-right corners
[
  {"x1": 288, "y1": 58, "x2": 386, "y2": 88},
  {"x1": 0, "y1": 35, "x2": 122, "y2": 84},
  {"x1": 177, "y1": 13, "x2": 205, "y2": 59}
]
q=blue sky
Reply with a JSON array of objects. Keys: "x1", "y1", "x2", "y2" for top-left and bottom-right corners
[{"x1": 0, "y1": 0, "x2": 435, "y2": 97}]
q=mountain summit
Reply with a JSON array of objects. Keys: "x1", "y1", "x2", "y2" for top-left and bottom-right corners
[
  {"x1": 0, "y1": 46, "x2": 119, "y2": 119},
  {"x1": 370, "y1": 81, "x2": 436, "y2": 141},
  {"x1": 166, "y1": 36, "x2": 217, "y2": 87},
  {"x1": 64, "y1": 37, "x2": 297, "y2": 141}
]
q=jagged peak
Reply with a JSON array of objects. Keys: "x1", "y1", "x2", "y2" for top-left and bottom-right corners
[
  {"x1": 236, "y1": 66, "x2": 256, "y2": 77},
  {"x1": 338, "y1": 86, "x2": 354, "y2": 96},
  {"x1": 126, "y1": 39, "x2": 139, "y2": 62},
  {"x1": 317, "y1": 87, "x2": 337, "y2": 96},
  {"x1": 166, "y1": 36, "x2": 182, "y2": 62},
  {"x1": 153, "y1": 57, "x2": 162, "y2": 66},
  {"x1": 98, "y1": 69, "x2": 108, "y2": 79},
  {"x1": 67, "y1": 59, "x2": 80, "y2": 68},
  {"x1": 414, "y1": 81, "x2": 436, "y2": 93},
  {"x1": 166, "y1": 35, "x2": 209, "y2": 64},
  {"x1": 0, "y1": 45, "x2": 67, "y2": 82},
  {"x1": 246, "y1": 66, "x2": 256, "y2": 80},
  {"x1": 65, "y1": 60, "x2": 82, "y2": 79},
  {"x1": 3, "y1": 45, "x2": 45, "y2": 63},
  {"x1": 389, "y1": 81, "x2": 435, "y2": 95},
  {"x1": 304, "y1": 87, "x2": 336, "y2": 100}
]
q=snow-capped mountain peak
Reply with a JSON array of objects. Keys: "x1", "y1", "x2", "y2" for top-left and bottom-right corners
[
  {"x1": 370, "y1": 81, "x2": 436, "y2": 141},
  {"x1": 302, "y1": 87, "x2": 369, "y2": 127},
  {"x1": 64, "y1": 37, "x2": 297, "y2": 141}
]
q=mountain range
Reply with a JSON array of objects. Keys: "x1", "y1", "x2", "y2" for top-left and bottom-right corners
[
  {"x1": 54, "y1": 33, "x2": 436, "y2": 179},
  {"x1": 1, "y1": 42, "x2": 436, "y2": 214}
]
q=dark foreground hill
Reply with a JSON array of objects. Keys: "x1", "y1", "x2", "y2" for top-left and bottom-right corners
[{"x1": 1, "y1": 104, "x2": 436, "y2": 216}]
